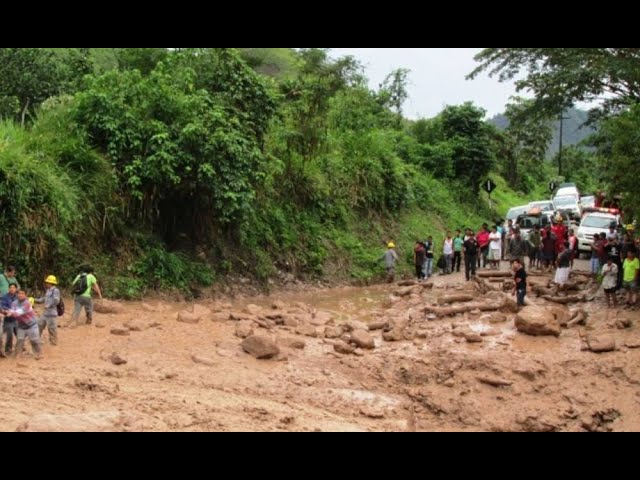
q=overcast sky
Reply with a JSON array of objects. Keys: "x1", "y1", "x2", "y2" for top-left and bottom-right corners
[{"x1": 330, "y1": 48, "x2": 519, "y2": 120}]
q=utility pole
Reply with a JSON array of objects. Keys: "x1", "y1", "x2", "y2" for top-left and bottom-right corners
[{"x1": 558, "y1": 111, "x2": 570, "y2": 178}]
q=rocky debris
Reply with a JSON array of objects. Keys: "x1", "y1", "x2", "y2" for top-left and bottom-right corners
[
  {"x1": 235, "y1": 321, "x2": 254, "y2": 339},
  {"x1": 397, "y1": 280, "x2": 418, "y2": 287},
  {"x1": 624, "y1": 340, "x2": 640, "y2": 349},
  {"x1": 368, "y1": 321, "x2": 387, "y2": 331},
  {"x1": 109, "y1": 353, "x2": 127, "y2": 366},
  {"x1": 228, "y1": 312, "x2": 253, "y2": 322},
  {"x1": 324, "y1": 326, "x2": 343, "y2": 339},
  {"x1": 350, "y1": 329, "x2": 375, "y2": 349},
  {"x1": 110, "y1": 327, "x2": 130, "y2": 336},
  {"x1": 344, "y1": 320, "x2": 368, "y2": 332},
  {"x1": 437, "y1": 294, "x2": 475, "y2": 305},
  {"x1": 515, "y1": 413, "x2": 561, "y2": 432},
  {"x1": 478, "y1": 376, "x2": 513, "y2": 387},
  {"x1": 94, "y1": 300, "x2": 124, "y2": 314},
  {"x1": 479, "y1": 313, "x2": 507, "y2": 323},
  {"x1": 277, "y1": 337, "x2": 306, "y2": 350},
  {"x1": 515, "y1": 307, "x2": 562, "y2": 337},
  {"x1": 243, "y1": 304, "x2": 262, "y2": 316},
  {"x1": 295, "y1": 325, "x2": 318, "y2": 337},
  {"x1": 451, "y1": 328, "x2": 483, "y2": 343},
  {"x1": 16, "y1": 411, "x2": 140, "y2": 432},
  {"x1": 582, "y1": 409, "x2": 621, "y2": 432},
  {"x1": 333, "y1": 341, "x2": 355, "y2": 355},
  {"x1": 191, "y1": 355, "x2": 216, "y2": 366},
  {"x1": 177, "y1": 312, "x2": 201, "y2": 324},
  {"x1": 587, "y1": 335, "x2": 616, "y2": 353},
  {"x1": 124, "y1": 320, "x2": 147, "y2": 332},
  {"x1": 310, "y1": 311, "x2": 333, "y2": 326},
  {"x1": 271, "y1": 301, "x2": 286, "y2": 310},
  {"x1": 211, "y1": 312, "x2": 230, "y2": 322},
  {"x1": 566, "y1": 309, "x2": 588, "y2": 327},
  {"x1": 360, "y1": 406, "x2": 385, "y2": 419},
  {"x1": 241, "y1": 336, "x2": 280, "y2": 359},
  {"x1": 615, "y1": 318, "x2": 633, "y2": 329}
]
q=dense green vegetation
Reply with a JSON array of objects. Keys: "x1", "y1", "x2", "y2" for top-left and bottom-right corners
[{"x1": 3, "y1": 47, "x2": 633, "y2": 298}]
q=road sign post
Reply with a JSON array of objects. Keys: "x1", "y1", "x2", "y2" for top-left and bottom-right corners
[{"x1": 483, "y1": 178, "x2": 497, "y2": 216}]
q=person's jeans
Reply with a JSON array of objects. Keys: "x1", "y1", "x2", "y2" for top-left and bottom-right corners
[
  {"x1": 423, "y1": 258, "x2": 433, "y2": 278},
  {"x1": 517, "y1": 289, "x2": 526, "y2": 306},
  {"x1": 465, "y1": 254, "x2": 477, "y2": 280},
  {"x1": 444, "y1": 254, "x2": 454, "y2": 274},
  {"x1": 454, "y1": 251, "x2": 462, "y2": 272}
]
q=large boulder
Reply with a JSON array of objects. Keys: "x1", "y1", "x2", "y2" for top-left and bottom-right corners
[
  {"x1": 235, "y1": 321, "x2": 254, "y2": 339},
  {"x1": 350, "y1": 329, "x2": 375, "y2": 350},
  {"x1": 94, "y1": 300, "x2": 124, "y2": 315},
  {"x1": 587, "y1": 335, "x2": 616, "y2": 353},
  {"x1": 515, "y1": 307, "x2": 561, "y2": 337},
  {"x1": 241, "y1": 336, "x2": 280, "y2": 359},
  {"x1": 177, "y1": 312, "x2": 201, "y2": 324}
]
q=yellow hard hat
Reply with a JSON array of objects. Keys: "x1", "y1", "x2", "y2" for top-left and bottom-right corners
[
  {"x1": 28, "y1": 297, "x2": 35, "y2": 307},
  {"x1": 44, "y1": 275, "x2": 58, "y2": 285},
  {"x1": 627, "y1": 224, "x2": 635, "y2": 231},
  {"x1": 388, "y1": 242, "x2": 396, "y2": 249}
]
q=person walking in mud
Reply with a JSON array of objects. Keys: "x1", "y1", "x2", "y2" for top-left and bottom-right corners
[
  {"x1": 463, "y1": 229, "x2": 479, "y2": 281},
  {"x1": 423, "y1": 236, "x2": 435, "y2": 279},
  {"x1": 453, "y1": 230, "x2": 464, "y2": 273},
  {"x1": 70, "y1": 265, "x2": 102, "y2": 327},
  {"x1": 512, "y1": 259, "x2": 528, "y2": 308},
  {"x1": 3, "y1": 290, "x2": 42, "y2": 360},
  {"x1": 0, "y1": 284, "x2": 18, "y2": 357},
  {"x1": 35, "y1": 276, "x2": 61, "y2": 346},
  {"x1": 443, "y1": 232, "x2": 454, "y2": 274},
  {"x1": 380, "y1": 243, "x2": 399, "y2": 284}
]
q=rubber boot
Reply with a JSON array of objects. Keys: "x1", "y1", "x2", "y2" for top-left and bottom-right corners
[
  {"x1": 14, "y1": 339, "x2": 25, "y2": 358},
  {"x1": 31, "y1": 341, "x2": 42, "y2": 360}
]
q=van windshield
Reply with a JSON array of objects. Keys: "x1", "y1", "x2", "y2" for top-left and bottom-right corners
[
  {"x1": 582, "y1": 216, "x2": 615, "y2": 229},
  {"x1": 554, "y1": 196, "x2": 576, "y2": 207}
]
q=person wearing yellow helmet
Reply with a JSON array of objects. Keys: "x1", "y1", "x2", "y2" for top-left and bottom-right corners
[
  {"x1": 380, "y1": 242, "x2": 399, "y2": 283},
  {"x1": 34, "y1": 275, "x2": 62, "y2": 346}
]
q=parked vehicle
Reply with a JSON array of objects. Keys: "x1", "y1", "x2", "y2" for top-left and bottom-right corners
[
  {"x1": 516, "y1": 211, "x2": 554, "y2": 241},
  {"x1": 553, "y1": 195, "x2": 582, "y2": 220},
  {"x1": 528, "y1": 200, "x2": 556, "y2": 212},
  {"x1": 580, "y1": 195, "x2": 595, "y2": 209},
  {"x1": 577, "y1": 212, "x2": 620, "y2": 255},
  {"x1": 504, "y1": 205, "x2": 530, "y2": 231}
]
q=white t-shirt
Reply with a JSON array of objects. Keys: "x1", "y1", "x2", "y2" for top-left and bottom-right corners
[
  {"x1": 489, "y1": 232, "x2": 502, "y2": 251},
  {"x1": 443, "y1": 239, "x2": 454, "y2": 255},
  {"x1": 602, "y1": 263, "x2": 619, "y2": 290}
]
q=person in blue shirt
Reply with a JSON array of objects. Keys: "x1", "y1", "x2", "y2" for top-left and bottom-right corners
[{"x1": 0, "y1": 284, "x2": 18, "y2": 356}]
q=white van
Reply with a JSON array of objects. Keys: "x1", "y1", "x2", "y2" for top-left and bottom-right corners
[
  {"x1": 577, "y1": 212, "x2": 619, "y2": 254},
  {"x1": 553, "y1": 195, "x2": 582, "y2": 220}
]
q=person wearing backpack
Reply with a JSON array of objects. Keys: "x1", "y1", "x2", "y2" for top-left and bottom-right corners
[
  {"x1": 70, "y1": 266, "x2": 102, "y2": 327},
  {"x1": 35, "y1": 276, "x2": 62, "y2": 346}
]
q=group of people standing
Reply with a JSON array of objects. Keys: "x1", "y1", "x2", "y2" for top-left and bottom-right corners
[{"x1": 0, "y1": 265, "x2": 102, "y2": 359}]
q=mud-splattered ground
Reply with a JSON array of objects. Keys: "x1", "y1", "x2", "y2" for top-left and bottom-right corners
[{"x1": 2, "y1": 260, "x2": 639, "y2": 432}]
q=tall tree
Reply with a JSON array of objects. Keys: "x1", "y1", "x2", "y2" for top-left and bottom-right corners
[
  {"x1": 0, "y1": 48, "x2": 62, "y2": 124},
  {"x1": 468, "y1": 48, "x2": 640, "y2": 118},
  {"x1": 502, "y1": 97, "x2": 554, "y2": 190}
]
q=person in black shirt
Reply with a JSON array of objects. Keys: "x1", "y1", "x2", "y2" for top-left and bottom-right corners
[
  {"x1": 463, "y1": 230, "x2": 479, "y2": 281},
  {"x1": 512, "y1": 259, "x2": 528, "y2": 307},
  {"x1": 414, "y1": 241, "x2": 426, "y2": 280}
]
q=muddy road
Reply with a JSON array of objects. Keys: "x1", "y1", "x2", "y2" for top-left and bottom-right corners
[{"x1": 2, "y1": 260, "x2": 639, "y2": 432}]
